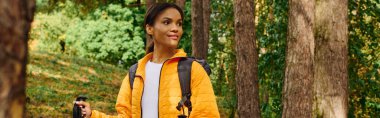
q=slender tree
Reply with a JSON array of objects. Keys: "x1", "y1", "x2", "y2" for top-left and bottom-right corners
[
  {"x1": 282, "y1": 0, "x2": 315, "y2": 117},
  {"x1": 233, "y1": 0, "x2": 261, "y2": 117},
  {"x1": 191, "y1": 0, "x2": 210, "y2": 59},
  {"x1": 313, "y1": 0, "x2": 348, "y2": 117},
  {"x1": 202, "y1": 0, "x2": 210, "y2": 58},
  {"x1": 175, "y1": 0, "x2": 185, "y2": 10},
  {"x1": 146, "y1": 0, "x2": 155, "y2": 8},
  {"x1": 157, "y1": 0, "x2": 166, "y2": 3},
  {"x1": 0, "y1": 0, "x2": 35, "y2": 117}
]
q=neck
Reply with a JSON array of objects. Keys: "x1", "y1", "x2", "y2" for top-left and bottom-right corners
[{"x1": 151, "y1": 45, "x2": 176, "y2": 63}]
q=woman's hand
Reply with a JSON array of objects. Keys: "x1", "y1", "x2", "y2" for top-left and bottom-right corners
[{"x1": 75, "y1": 101, "x2": 92, "y2": 118}]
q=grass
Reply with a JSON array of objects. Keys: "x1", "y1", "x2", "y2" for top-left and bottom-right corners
[
  {"x1": 26, "y1": 50, "x2": 127, "y2": 117},
  {"x1": 26, "y1": 49, "x2": 232, "y2": 117}
]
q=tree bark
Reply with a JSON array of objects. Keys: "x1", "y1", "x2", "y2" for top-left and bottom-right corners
[
  {"x1": 0, "y1": 0, "x2": 35, "y2": 117},
  {"x1": 202, "y1": 0, "x2": 210, "y2": 58},
  {"x1": 156, "y1": 0, "x2": 167, "y2": 3},
  {"x1": 175, "y1": 0, "x2": 185, "y2": 10},
  {"x1": 282, "y1": 0, "x2": 315, "y2": 117},
  {"x1": 191, "y1": 0, "x2": 210, "y2": 59},
  {"x1": 233, "y1": 0, "x2": 261, "y2": 117},
  {"x1": 146, "y1": 0, "x2": 155, "y2": 8},
  {"x1": 313, "y1": 0, "x2": 348, "y2": 117}
]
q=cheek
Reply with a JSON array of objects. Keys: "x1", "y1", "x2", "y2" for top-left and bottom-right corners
[
  {"x1": 179, "y1": 28, "x2": 184, "y2": 36},
  {"x1": 154, "y1": 27, "x2": 168, "y2": 35}
]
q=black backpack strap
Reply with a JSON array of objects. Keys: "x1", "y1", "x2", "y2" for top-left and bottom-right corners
[
  {"x1": 194, "y1": 58, "x2": 212, "y2": 75},
  {"x1": 129, "y1": 63, "x2": 138, "y2": 89},
  {"x1": 177, "y1": 57, "x2": 212, "y2": 100},
  {"x1": 178, "y1": 58, "x2": 193, "y2": 98},
  {"x1": 176, "y1": 57, "x2": 211, "y2": 117},
  {"x1": 177, "y1": 57, "x2": 194, "y2": 116}
]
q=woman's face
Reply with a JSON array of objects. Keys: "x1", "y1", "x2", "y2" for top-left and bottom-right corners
[{"x1": 146, "y1": 8, "x2": 183, "y2": 50}]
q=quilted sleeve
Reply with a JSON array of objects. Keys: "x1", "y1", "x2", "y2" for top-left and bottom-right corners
[{"x1": 189, "y1": 62, "x2": 220, "y2": 118}]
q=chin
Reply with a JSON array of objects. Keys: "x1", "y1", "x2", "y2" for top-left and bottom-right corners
[
  {"x1": 168, "y1": 44, "x2": 179, "y2": 49},
  {"x1": 170, "y1": 45, "x2": 179, "y2": 49},
  {"x1": 168, "y1": 42, "x2": 179, "y2": 48}
]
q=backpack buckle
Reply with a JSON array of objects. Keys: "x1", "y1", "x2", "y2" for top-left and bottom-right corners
[{"x1": 176, "y1": 95, "x2": 192, "y2": 117}]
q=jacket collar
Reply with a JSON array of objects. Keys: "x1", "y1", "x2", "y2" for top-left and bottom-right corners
[{"x1": 135, "y1": 49, "x2": 187, "y2": 80}]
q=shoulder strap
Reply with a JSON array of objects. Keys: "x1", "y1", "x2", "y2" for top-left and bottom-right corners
[
  {"x1": 178, "y1": 58, "x2": 193, "y2": 98},
  {"x1": 193, "y1": 58, "x2": 212, "y2": 75},
  {"x1": 129, "y1": 57, "x2": 211, "y2": 92},
  {"x1": 129, "y1": 63, "x2": 138, "y2": 89},
  {"x1": 177, "y1": 57, "x2": 211, "y2": 116},
  {"x1": 177, "y1": 57, "x2": 212, "y2": 97}
]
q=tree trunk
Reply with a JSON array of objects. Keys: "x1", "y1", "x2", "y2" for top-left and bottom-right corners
[
  {"x1": 233, "y1": 0, "x2": 261, "y2": 117},
  {"x1": 282, "y1": 0, "x2": 315, "y2": 117},
  {"x1": 146, "y1": 0, "x2": 155, "y2": 8},
  {"x1": 175, "y1": 0, "x2": 185, "y2": 10},
  {"x1": 202, "y1": 0, "x2": 210, "y2": 58},
  {"x1": 191, "y1": 0, "x2": 210, "y2": 59},
  {"x1": 313, "y1": 0, "x2": 348, "y2": 117},
  {"x1": 0, "y1": 0, "x2": 35, "y2": 117},
  {"x1": 157, "y1": 0, "x2": 166, "y2": 3}
]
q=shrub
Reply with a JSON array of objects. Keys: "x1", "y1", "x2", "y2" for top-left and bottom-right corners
[
  {"x1": 65, "y1": 4, "x2": 145, "y2": 67},
  {"x1": 30, "y1": 13, "x2": 72, "y2": 53}
]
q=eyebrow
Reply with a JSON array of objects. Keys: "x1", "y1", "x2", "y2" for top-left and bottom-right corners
[{"x1": 162, "y1": 17, "x2": 182, "y2": 21}]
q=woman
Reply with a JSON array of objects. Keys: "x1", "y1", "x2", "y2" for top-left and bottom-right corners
[{"x1": 76, "y1": 3, "x2": 220, "y2": 118}]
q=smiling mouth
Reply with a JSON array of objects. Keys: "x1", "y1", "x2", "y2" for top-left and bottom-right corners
[{"x1": 168, "y1": 35, "x2": 179, "y2": 40}]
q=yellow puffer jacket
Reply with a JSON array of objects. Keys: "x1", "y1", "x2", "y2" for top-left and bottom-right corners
[{"x1": 91, "y1": 49, "x2": 220, "y2": 118}]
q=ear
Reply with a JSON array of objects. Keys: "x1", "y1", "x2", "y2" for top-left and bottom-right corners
[{"x1": 145, "y1": 24, "x2": 153, "y2": 35}]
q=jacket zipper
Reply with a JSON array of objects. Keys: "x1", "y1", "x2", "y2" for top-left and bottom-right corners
[
  {"x1": 140, "y1": 83, "x2": 144, "y2": 118},
  {"x1": 141, "y1": 57, "x2": 181, "y2": 118},
  {"x1": 157, "y1": 60, "x2": 169, "y2": 118}
]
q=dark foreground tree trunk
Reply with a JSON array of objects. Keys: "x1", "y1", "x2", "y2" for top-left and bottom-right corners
[
  {"x1": 0, "y1": 0, "x2": 35, "y2": 117},
  {"x1": 313, "y1": 0, "x2": 348, "y2": 117},
  {"x1": 233, "y1": 0, "x2": 261, "y2": 117},
  {"x1": 282, "y1": 0, "x2": 315, "y2": 117},
  {"x1": 191, "y1": 0, "x2": 210, "y2": 59}
]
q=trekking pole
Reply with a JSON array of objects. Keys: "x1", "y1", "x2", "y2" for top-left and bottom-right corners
[{"x1": 73, "y1": 95, "x2": 87, "y2": 118}]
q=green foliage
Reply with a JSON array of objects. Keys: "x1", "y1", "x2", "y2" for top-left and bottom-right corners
[
  {"x1": 209, "y1": 0, "x2": 237, "y2": 117},
  {"x1": 348, "y1": 0, "x2": 380, "y2": 117},
  {"x1": 65, "y1": 4, "x2": 146, "y2": 67},
  {"x1": 30, "y1": 13, "x2": 72, "y2": 53},
  {"x1": 178, "y1": 1, "x2": 193, "y2": 54},
  {"x1": 256, "y1": 0, "x2": 288, "y2": 117},
  {"x1": 36, "y1": 0, "x2": 50, "y2": 12},
  {"x1": 35, "y1": 0, "x2": 141, "y2": 13},
  {"x1": 32, "y1": 0, "x2": 147, "y2": 67}
]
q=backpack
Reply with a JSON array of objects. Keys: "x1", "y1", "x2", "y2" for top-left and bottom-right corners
[{"x1": 128, "y1": 57, "x2": 211, "y2": 117}]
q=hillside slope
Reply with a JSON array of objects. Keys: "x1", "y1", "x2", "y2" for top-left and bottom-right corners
[{"x1": 26, "y1": 51, "x2": 127, "y2": 117}]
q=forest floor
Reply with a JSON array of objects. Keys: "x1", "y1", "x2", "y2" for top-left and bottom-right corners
[{"x1": 26, "y1": 50, "x2": 125, "y2": 117}]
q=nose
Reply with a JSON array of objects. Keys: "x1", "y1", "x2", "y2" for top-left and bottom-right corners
[{"x1": 170, "y1": 24, "x2": 180, "y2": 33}]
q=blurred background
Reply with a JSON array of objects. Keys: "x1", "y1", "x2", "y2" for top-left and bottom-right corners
[{"x1": 24, "y1": 0, "x2": 379, "y2": 117}]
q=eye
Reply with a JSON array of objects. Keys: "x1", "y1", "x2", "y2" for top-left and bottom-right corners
[
  {"x1": 177, "y1": 22, "x2": 183, "y2": 26},
  {"x1": 163, "y1": 20, "x2": 170, "y2": 25}
]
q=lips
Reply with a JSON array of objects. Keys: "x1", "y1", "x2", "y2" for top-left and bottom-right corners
[{"x1": 167, "y1": 34, "x2": 179, "y2": 40}]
